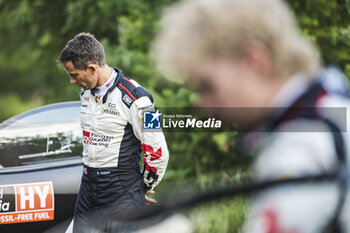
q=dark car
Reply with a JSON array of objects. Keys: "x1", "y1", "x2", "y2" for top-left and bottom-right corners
[
  {"x1": 0, "y1": 101, "x2": 83, "y2": 233},
  {"x1": 0, "y1": 102, "x2": 194, "y2": 233}
]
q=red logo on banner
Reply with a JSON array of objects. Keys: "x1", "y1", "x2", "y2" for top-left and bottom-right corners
[
  {"x1": 15, "y1": 183, "x2": 53, "y2": 211},
  {"x1": 0, "y1": 182, "x2": 54, "y2": 225}
]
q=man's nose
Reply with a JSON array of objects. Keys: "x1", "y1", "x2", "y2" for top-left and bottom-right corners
[{"x1": 70, "y1": 76, "x2": 77, "y2": 84}]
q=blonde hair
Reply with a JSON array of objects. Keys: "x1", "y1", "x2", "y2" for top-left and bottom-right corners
[{"x1": 154, "y1": 0, "x2": 320, "y2": 79}]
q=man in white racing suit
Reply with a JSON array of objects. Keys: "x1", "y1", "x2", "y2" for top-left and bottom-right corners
[
  {"x1": 154, "y1": 0, "x2": 350, "y2": 232},
  {"x1": 58, "y1": 32, "x2": 169, "y2": 232}
]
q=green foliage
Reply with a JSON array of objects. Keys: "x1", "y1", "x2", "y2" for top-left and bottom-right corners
[
  {"x1": 287, "y1": 0, "x2": 350, "y2": 77},
  {"x1": 153, "y1": 169, "x2": 249, "y2": 232},
  {"x1": 189, "y1": 197, "x2": 247, "y2": 233},
  {"x1": 0, "y1": 0, "x2": 174, "y2": 102},
  {"x1": 0, "y1": 94, "x2": 42, "y2": 121}
]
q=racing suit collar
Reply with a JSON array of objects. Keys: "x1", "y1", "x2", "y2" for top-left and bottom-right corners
[
  {"x1": 237, "y1": 77, "x2": 327, "y2": 156},
  {"x1": 267, "y1": 66, "x2": 349, "y2": 130},
  {"x1": 269, "y1": 73, "x2": 311, "y2": 108},
  {"x1": 269, "y1": 81, "x2": 327, "y2": 129},
  {"x1": 237, "y1": 67, "x2": 348, "y2": 155},
  {"x1": 101, "y1": 67, "x2": 124, "y2": 104},
  {"x1": 91, "y1": 68, "x2": 118, "y2": 97}
]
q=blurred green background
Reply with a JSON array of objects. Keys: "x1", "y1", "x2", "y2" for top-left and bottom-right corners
[{"x1": 0, "y1": 0, "x2": 350, "y2": 232}]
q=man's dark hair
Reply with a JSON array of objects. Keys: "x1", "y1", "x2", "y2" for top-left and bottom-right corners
[{"x1": 58, "y1": 32, "x2": 106, "y2": 70}]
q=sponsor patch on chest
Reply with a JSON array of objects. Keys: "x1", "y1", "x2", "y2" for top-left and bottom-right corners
[
  {"x1": 101, "y1": 102, "x2": 120, "y2": 116},
  {"x1": 83, "y1": 131, "x2": 113, "y2": 147},
  {"x1": 102, "y1": 108, "x2": 120, "y2": 117},
  {"x1": 122, "y1": 94, "x2": 133, "y2": 107}
]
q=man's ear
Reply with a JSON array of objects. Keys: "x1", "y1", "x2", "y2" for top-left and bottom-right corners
[
  {"x1": 244, "y1": 41, "x2": 272, "y2": 79},
  {"x1": 87, "y1": 63, "x2": 99, "y2": 74}
]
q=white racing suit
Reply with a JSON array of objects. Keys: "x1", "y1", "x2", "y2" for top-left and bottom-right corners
[
  {"x1": 244, "y1": 70, "x2": 350, "y2": 233},
  {"x1": 73, "y1": 67, "x2": 169, "y2": 233}
]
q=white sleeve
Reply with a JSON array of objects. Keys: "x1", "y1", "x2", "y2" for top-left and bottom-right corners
[
  {"x1": 245, "y1": 120, "x2": 340, "y2": 233},
  {"x1": 129, "y1": 96, "x2": 169, "y2": 190}
]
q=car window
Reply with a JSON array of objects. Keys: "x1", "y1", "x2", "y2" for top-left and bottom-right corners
[
  {"x1": 0, "y1": 102, "x2": 80, "y2": 129},
  {"x1": 0, "y1": 102, "x2": 83, "y2": 168}
]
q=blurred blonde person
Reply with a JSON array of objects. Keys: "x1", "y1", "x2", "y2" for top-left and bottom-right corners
[{"x1": 154, "y1": 0, "x2": 350, "y2": 232}]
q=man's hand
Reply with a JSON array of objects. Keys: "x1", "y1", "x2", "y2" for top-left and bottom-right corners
[{"x1": 145, "y1": 190, "x2": 157, "y2": 205}]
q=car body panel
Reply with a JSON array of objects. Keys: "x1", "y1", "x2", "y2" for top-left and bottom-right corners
[{"x1": 0, "y1": 102, "x2": 83, "y2": 232}]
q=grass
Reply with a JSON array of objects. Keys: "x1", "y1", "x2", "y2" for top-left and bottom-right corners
[
  {"x1": 153, "y1": 169, "x2": 250, "y2": 233},
  {"x1": 188, "y1": 197, "x2": 247, "y2": 233}
]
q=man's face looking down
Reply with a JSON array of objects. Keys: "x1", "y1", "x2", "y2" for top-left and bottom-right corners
[{"x1": 64, "y1": 61, "x2": 99, "y2": 90}]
